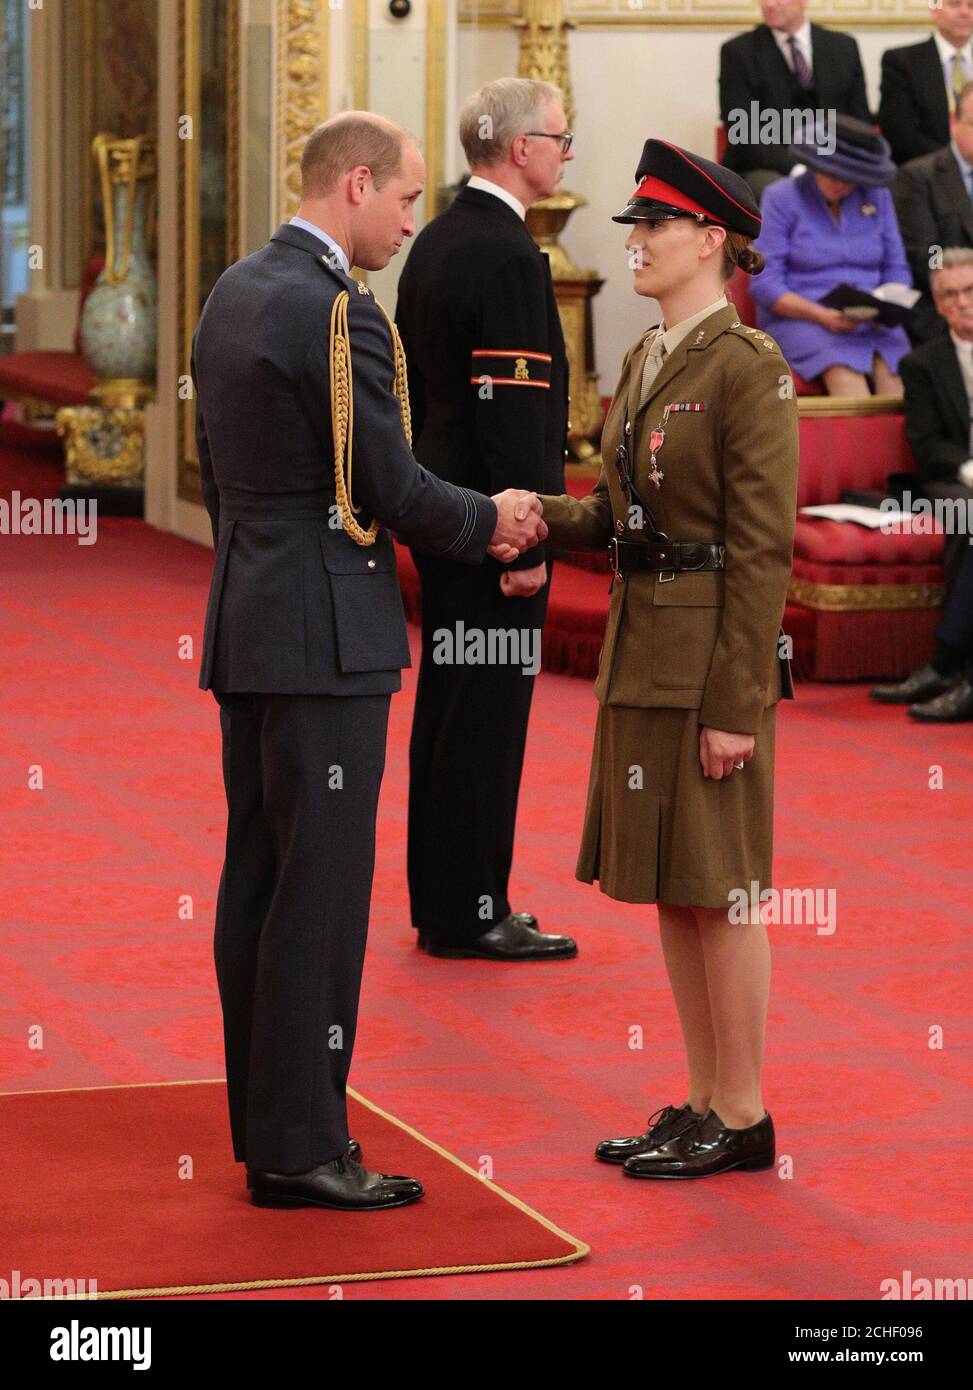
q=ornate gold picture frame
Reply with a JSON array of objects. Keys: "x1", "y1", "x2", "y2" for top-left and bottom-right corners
[{"x1": 178, "y1": 0, "x2": 240, "y2": 504}]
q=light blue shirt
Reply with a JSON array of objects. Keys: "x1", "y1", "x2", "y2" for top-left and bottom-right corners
[
  {"x1": 952, "y1": 140, "x2": 973, "y2": 203},
  {"x1": 288, "y1": 215, "x2": 350, "y2": 273}
]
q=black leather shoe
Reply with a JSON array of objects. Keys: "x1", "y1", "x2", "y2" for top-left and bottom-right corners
[
  {"x1": 510, "y1": 911, "x2": 538, "y2": 929},
  {"x1": 595, "y1": 1103, "x2": 702, "y2": 1164},
  {"x1": 419, "y1": 914, "x2": 577, "y2": 960},
  {"x1": 623, "y1": 1107, "x2": 775, "y2": 1179},
  {"x1": 908, "y1": 678, "x2": 973, "y2": 722},
  {"x1": 870, "y1": 664, "x2": 954, "y2": 704},
  {"x1": 248, "y1": 1154, "x2": 423, "y2": 1210},
  {"x1": 246, "y1": 1137, "x2": 360, "y2": 1188}
]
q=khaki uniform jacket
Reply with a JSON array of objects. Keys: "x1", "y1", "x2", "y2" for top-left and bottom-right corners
[{"x1": 539, "y1": 303, "x2": 799, "y2": 735}]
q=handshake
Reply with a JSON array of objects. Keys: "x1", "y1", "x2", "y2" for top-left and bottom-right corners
[{"x1": 487, "y1": 488, "x2": 548, "y2": 563}]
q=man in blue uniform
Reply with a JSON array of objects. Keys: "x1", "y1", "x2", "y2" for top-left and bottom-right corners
[{"x1": 192, "y1": 111, "x2": 546, "y2": 1211}]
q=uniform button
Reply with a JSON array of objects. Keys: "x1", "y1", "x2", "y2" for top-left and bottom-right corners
[
  {"x1": 563, "y1": 449, "x2": 569, "y2": 459},
  {"x1": 566, "y1": 419, "x2": 572, "y2": 432},
  {"x1": 367, "y1": 558, "x2": 376, "y2": 569},
  {"x1": 624, "y1": 421, "x2": 632, "y2": 436}
]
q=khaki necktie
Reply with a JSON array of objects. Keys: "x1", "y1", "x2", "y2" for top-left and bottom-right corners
[
  {"x1": 952, "y1": 53, "x2": 968, "y2": 111},
  {"x1": 640, "y1": 332, "x2": 667, "y2": 405}
]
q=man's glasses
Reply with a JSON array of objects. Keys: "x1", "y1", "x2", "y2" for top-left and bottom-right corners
[
  {"x1": 937, "y1": 283, "x2": 973, "y2": 303},
  {"x1": 525, "y1": 131, "x2": 573, "y2": 154}
]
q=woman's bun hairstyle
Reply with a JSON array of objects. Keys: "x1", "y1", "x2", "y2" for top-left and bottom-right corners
[{"x1": 721, "y1": 230, "x2": 764, "y2": 279}]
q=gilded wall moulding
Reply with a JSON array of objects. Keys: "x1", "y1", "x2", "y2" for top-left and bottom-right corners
[
  {"x1": 459, "y1": 1, "x2": 935, "y2": 29},
  {"x1": 276, "y1": 0, "x2": 329, "y2": 221}
]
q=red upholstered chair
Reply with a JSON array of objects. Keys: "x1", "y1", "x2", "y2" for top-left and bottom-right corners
[
  {"x1": 787, "y1": 409, "x2": 944, "y2": 680},
  {"x1": 0, "y1": 256, "x2": 102, "y2": 416}
]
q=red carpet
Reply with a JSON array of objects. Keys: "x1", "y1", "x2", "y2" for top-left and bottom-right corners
[
  {"x1": 1, "y1": 1081, "x2": 586, "y2": 1297},
  {"x1": 2, "y1": 440, "x2": 972, "y2": 1299}
]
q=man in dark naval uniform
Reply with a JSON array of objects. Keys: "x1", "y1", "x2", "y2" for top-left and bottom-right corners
[
  {"x1": 192, "y1": 111, "x2": 547, "y2": 1212},
  {"x1": 395, "y1": 78, "x2": 578, "y2": 962}
]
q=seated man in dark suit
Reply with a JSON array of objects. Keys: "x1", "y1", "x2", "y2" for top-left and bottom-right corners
[
  {"x1": 880, "y1": 0, "x2": 973, "y2": 166},
  {"x1": 719, "y1": 0, "x2": 869, "y2": 200},
  {"x1": 871, "y1": 541, "x2": 973, "y2": 723},
  {"x1": 874, "y1": 248, "x2": 973, "y2": 709},
  {"x1": 894, "y1": 80, "x2": 973, "y2": 344}
]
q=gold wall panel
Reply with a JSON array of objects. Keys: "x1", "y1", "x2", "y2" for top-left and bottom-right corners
[
  {"x1": 275, "y1": 0, "x2": 330, "y2": 222},
  {"x1": 460, "y1": 0, "x2": 933, "y2": 26}
]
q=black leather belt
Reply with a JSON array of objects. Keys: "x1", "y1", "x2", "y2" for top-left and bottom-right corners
[{"x1": 608, "y1": 536, "x2": 726, "y2": 581}]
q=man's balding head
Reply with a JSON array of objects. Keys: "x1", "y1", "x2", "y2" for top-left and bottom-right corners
[
  {"x1": 296, "y1": 110, "x2": 425, "y2": 272},
  {"x1": 300, "y1": 111, "x2": 416, "y2": 198}
]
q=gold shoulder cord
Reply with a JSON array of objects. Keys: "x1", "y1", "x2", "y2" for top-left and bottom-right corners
[{"x1": 329, "y1": 290, "x2": 413, "y2": 546}]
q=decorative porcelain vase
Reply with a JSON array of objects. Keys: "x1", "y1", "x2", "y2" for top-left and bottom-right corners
[{"x1": 80, "y1": 134, "x2": 157, "y2": 407}]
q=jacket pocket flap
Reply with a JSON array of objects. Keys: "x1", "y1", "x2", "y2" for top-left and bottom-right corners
[
  {"x1": 652, "y1": 571, "x2": 725, "y2": 606},
  {"x1": 320, "y1": 531, "x2": 395, "y2": 574}
]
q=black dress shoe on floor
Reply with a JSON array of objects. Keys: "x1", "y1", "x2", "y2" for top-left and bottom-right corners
[
  {"x1": 510, "y1": 911, "x2": 539, "y2": 929},
  {"x1": 870, "y1": 664, "x2": 954, "y2": 704},
  {"x1": 908, "y1": 678, "x2": 973, "y2": 723},
  {"x1": 246, "y1": 1137, "x2": 361, "y2": 1188},
  {"x1": 248, "y1": 1154, "x2": 423, "y2": 1210},
  {"x1": 622, "y1": 1108, "x2": 775, "y2": 1179},
  {"x1": 419, "y1": 914, "x2": 578, "y2": 961},
  {"x1": 595, "y1": 1103, "x2": 702, "y2": 1164}
]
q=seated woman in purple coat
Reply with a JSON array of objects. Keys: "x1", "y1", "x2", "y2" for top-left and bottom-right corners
[{"x1": 749, "y1": 114, "x2": 913, "y2": 396}]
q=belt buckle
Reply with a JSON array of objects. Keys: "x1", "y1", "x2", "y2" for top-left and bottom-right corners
[
  {"x1": 717, "y1": 544, "x2": 726, "y2": 568},
  {"x1": 608, "y1": 536, "x2": 623, "y2": 582},
  {"x1": 658, "y1": 568, "x2": 676, "y2": 583}
]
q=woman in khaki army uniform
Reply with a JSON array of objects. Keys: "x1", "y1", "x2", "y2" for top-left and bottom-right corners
[{"x1": 539, "y1": 140, "x2": 799, "y2": 1180}]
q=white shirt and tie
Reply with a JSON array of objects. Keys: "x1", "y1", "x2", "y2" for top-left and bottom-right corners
[
  {"x1": 771, "y1": 21, "x2": 813, "y2": 80},
  {"x1": 935, "y1": 30, "x2": 973, "y2": 111}
]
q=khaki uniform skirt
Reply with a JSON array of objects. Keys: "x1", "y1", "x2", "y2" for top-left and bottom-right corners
[{"x1": 576, "y1": 702, "x2": 776, "y2": 909}]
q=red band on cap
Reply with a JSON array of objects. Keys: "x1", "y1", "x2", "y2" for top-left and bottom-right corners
[
  {"x1": 655, "y1": 141, "x2": 761, "y2": 227},
  {"x1": 630, "y1": 175, "x2": 728, "y2": 225}
]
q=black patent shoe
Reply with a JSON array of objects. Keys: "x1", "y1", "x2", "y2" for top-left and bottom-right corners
[
  {"x1": 595, "y1": 1103, "x2": 702, "y2": 1164},
  {"x1": 419, "y1": 914, "x2": 577, "y2": 961},
  {"x1": 870, "y1": 664, "x2": 954, "y2": 704},
  {"x1": 248, "y1": 1154, "x2": 423, "y2": 1210},
  {"x1": 622, "y1": 1108, "x2": 775, "y2": 1179},
  {"x1": 908, "y1": 678, "x2": 973, "y2": 723},
  {"x1": 246, "y1": 1136, "x2": 361, "y2": 1187}
]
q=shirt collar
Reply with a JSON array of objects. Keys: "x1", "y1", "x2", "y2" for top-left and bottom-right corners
[
  {"x1": 656, "y1": 295, "x2": 729, "y2": 356},
  {"x1": 465, "y1": 175, "x2": 527, "y2": 222},
  {"x1": 772, "y1": 21, "x2": 812, "y2": 60},
  {"x1": 951, "y1": 329, "x2": 973, "y2": 357},
  {"x1": 288, "y1": 215, "x2": 351, "y2": 273},
  {"x1": 935, "y1": 31, "x2": 973, "y2": 69}
]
